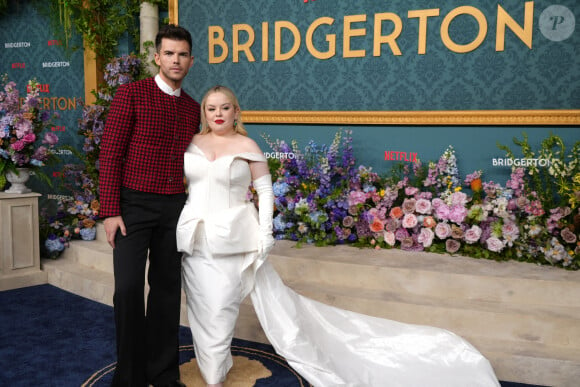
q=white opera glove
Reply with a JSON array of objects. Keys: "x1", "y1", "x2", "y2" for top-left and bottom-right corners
[{"x1": 253, "y1": 174, "x2": 275, "y2": 259}]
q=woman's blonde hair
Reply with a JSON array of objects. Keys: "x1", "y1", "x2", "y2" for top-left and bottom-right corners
[{"x1": 199, "y1": 85, "x2": 248, "y2": 135}]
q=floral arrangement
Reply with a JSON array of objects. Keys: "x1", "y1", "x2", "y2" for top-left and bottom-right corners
[
  {"x1": 0, "y1": 75, "x2": 60, "y2": 188},
  {"x1": 40, "y1": 54, "x2": 145, "y2": 257},
  {"x1": 267, "y1": 131, "x2": 579, "y2": 270},
  {"x1": 264, "y1": 130, "x2": 357, "y2": 245}
]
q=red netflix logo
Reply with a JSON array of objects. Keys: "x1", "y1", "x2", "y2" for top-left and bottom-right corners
[
  {"x1": 51, "y1": 126, "x2": 66, "y2": 132},
  {"x1": 48, "y1": 40, "x2": 62, "y2": 46},
  {"x1": 384, "y1": 151, "x2": 419, "y2": 163},
  {"x1": 27, "y1": 84, "x2": 50, "y2": 93},
  {"x1": 12, "y1": 63, "x2": 25, "y2": 69},
  {"x1": 52, "y1": 171, "x2": 64, "y2": 178}
]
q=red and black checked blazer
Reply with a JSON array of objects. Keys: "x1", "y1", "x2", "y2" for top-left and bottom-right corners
[{"x1": 98, "y1": 77, "x2": 200, "y2": 218}]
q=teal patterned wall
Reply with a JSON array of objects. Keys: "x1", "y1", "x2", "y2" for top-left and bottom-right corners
[
  {"x1": 179, "y1": 0, "x2": 579, "y2": 184},
  {"x1": 180, "y1": 0, "x2": 579, "y2": 111},
  {"x1": 0, "y1": 1, "x2": 85, "y2": 204}
]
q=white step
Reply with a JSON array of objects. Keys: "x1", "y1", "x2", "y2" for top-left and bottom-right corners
[{"x1": 41, "y1": 235, "x2": 580, "y2": 387}]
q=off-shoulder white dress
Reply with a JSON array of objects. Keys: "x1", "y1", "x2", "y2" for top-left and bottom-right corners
[{"x1": 176, "y1": 143, "x2": 500, "y2": 386}]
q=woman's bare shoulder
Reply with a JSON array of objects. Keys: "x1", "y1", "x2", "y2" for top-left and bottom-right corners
[{"x1": 238, "y1": 135, "x2": 262, "y2": 153}]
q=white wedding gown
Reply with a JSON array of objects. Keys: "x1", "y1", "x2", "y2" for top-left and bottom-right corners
[{"x1": 177, "y1": 144, "x2": 500, "y2": 386}]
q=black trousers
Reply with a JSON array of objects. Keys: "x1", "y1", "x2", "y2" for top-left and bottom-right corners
[{"x1": 111, "y1": 188, "x2": 187, "y2": 387}]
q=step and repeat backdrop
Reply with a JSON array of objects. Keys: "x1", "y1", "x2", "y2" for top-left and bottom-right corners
[
  {"x1": 179, "y1": 0, "x2": 579, "y2": 182},
  {"x1": 1, "y1": 2, "x2": 85, "y2": 206}
]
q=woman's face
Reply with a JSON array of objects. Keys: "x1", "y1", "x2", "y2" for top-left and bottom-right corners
[{"x1": 204, "y1": 91, "x2": 238, "y2": 133}]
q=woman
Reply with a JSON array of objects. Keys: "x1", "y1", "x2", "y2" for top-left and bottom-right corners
[{"x1": 177, "y1": 85, "x2": 500, "y2": 387}]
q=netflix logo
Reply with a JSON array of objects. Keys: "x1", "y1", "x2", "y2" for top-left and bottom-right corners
[
  {"x1": 27, "y1": 84, "x2": 50, "y2": 93},
  {"x1": 384, "y1": 151, "x2": 419, "y2": 163},
  {"x1": 11, "y1": 63, "x2": 25, "y2": 69},
  {"x1": 48, "y1": 40, "x2": 62, "y2": 46},
  {"x1": 51, "y1": 126, "x2": 66, "y2": 132}
]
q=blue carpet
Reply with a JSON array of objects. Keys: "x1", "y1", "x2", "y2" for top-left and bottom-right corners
[{"x1": 0, "y1": 284, "x2": 546, "y2": 386}]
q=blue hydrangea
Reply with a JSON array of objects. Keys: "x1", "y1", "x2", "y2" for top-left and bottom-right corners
[
  {"x1": 273, "y1": 214, "x2": 287, "y2": 231},
  {"x1": 273, "y1": 181, "x2": 289, "y2": 197}
]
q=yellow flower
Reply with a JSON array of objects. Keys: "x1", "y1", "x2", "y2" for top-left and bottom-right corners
[
  {"x1": 379, "y1": 189, "x2": 385, "y2": 197},
  {"x1": 454, "y1": 186, "x2": 462, "y2": 192}
]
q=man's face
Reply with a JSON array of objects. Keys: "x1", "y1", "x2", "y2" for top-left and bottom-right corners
[{"x1": 154, "y1": 38, "x2": 194, "y2": 89}]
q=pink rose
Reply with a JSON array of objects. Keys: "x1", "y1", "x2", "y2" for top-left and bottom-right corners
[
  {"x1": 415, "y1": 198, "x2": 432, "y2": 214},
  {"x1": 464, "y1": 225, "x2": 482, "y2": 244},
  {"x1": 431, "y1": 198, "x2": 445, "y2": 209},
  {"x1": 402, "y1": 213, "x2": 418, "y2": 228},
  {"x1": 402, "y1": 198, "x2": 416, "y2": 214},
  {"x1": 43, "y1": 132, "x2": 59, "y2": 146},
  {"x1": 486, "y1": 237, "x2": 505, "y2": 252},
  {"x1": 435, "y1": 222, "x2": 452, "y2": 239},
  {"x1": 445, "y1": 239, "x2": 461, "y2": 253},
  {"x1": 448, "y1": 205, "x2": 467, "y2": 224},
  {"x1": 10, "y1": 140, "x2": 26, "y2": 151},
  {"x1": 383, "y1": 231, "x2": 396, "y2": 246},
  {"x1": 450, "y1": 191, "x2": 468, "y2": 206},
  {"x1": 435, "y1": 203, "x2": 450, "y2": 221},
  {"x1": 561, "y1": 228, "x2": 577, "y2": 244},
  {"x1": 22, "y1": 133, "x2": 36, "y2": 143},
  {"x1": 418, "y1": 228, "x2": 434, "y2": 247}
]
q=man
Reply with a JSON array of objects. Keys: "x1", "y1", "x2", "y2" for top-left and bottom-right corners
[{"x1": 99, "y1": 24, "x2": 200, "y2": 387}]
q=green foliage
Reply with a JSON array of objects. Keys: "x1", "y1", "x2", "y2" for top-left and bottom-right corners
[
  {"x1": 41, "y1": 0, "x2": 143, "y2": 62},
  {"x1": 498, "y1": 132, "x2": 580, "y2": 210}
]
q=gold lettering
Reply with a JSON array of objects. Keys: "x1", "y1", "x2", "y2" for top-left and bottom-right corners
[
  {"x1": 306, "y1": 17, "x2": 336, "y2": 60},
  {"x1": 373, "y1": 13, "x2": 403, "y2": 56},
  {"x1": 262, "y1": 22, "x2": 269, "y2": 62},
  {"x1": 343, "y1": 14, "x2": 367, "y2": 58},
  {"x1": 496, "y1": 1, "x2": 534, "y2": 51},
  {"x1": 57, "y1": 97, "x2": 68, "y2": 110},
  {"x1": 441, "y1": 6, "x2": 487, "y2": 53},
  {"x1": 275, "y1": 21, "x2": 301, "y2": 61},
  {"x1": 208, "y1": 26, "x2": 228, "y2": 64},
  {"x1": 408, "y1": 9, "x2": 440, "y2": 55},
  {"x1": 233, "y1": 24, "x2": 256, "y2": 63}
]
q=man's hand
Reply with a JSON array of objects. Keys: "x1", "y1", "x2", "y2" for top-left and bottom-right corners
[{"x1": 103, "y1": 216, "x2": 127, "y2": 248}]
